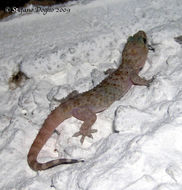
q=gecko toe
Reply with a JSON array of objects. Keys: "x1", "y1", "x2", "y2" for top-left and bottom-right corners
[
  {"x1": 80, "y1": 136, "x2": 85, "y2": 144},
  {"x1": 72, "y1": 132, "x2": 81, "y2": 137},
  {"x1": 88, "y1": 134, "x2": 93, "y2": 139},
  {"x1": 91, "y1": 129, "x2": 98, "y2": 133}
]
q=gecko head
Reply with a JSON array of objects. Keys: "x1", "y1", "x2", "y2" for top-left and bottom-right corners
[
  {"x1": 127, "y1": 30, "x2": 148, "y2": 47},
  {"x1": 124, "y1": 31, "x2": 149, "y2": 72}
]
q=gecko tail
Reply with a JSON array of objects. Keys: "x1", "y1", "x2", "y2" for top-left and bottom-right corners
[
  {"x1": 28, "y1": 157, "x2": 84, "y2": 171},
  {"x1": 27, "y1": 103, "x2": 83, "y2": 171}
]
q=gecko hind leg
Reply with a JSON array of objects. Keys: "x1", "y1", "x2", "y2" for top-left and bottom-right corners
[{"x1": 72, "y1": 106, "x2": 97, "y2": 144}]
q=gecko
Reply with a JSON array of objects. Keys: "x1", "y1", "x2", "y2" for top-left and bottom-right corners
[{"x1": 27, "y1": 30, "x2": 154, "y2": 171}]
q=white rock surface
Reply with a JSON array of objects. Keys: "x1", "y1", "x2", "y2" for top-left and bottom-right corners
[{"x1": 1, "y1": 0, "x2": 182, "y2": 189}]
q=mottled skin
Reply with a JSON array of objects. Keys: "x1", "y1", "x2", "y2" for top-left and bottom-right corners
[{"x1": 27, "y1": 31, "x2": 153, "y2": 171}]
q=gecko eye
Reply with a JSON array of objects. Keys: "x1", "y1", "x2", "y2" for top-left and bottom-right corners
[
  {"x1": 139, "y1": 67, "x2": 143, "y2": 71},
  {"x1": 127, "y1": 36, "x2": 133, "y2": 42},
  {"x1": 143, "y1": 38, "x2": 147, "y2": 44}
]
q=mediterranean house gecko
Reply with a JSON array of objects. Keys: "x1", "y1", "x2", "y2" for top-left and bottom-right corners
[{"x1": 27, "y1": 30, "x2": 154, "y2": 171}]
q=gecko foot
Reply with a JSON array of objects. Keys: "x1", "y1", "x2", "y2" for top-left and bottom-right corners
[
  {"x1": 73, "y1": 129, "x2": 97, "y2": 144},
  {"x1": 147, "y1": 75, "x2": 156, "y2": 87}
]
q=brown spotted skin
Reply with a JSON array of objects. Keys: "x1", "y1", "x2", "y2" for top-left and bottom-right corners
[{"x1": 27, "y1": 31, "x2": 153, "y2": 171}]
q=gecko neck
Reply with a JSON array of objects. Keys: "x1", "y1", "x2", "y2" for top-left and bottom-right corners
[{"x1": 117, "y1": 62, "x2": 139, "y2": 75}]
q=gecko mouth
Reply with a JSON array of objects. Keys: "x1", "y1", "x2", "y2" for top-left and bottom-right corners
[{"x1": 148, "y1": 44, "x2": 155, "y2": 52}]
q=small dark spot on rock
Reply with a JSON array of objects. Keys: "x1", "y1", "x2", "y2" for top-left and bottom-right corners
[{"x1": 9, "y1": 70, "x2": 29, "y2": 90}]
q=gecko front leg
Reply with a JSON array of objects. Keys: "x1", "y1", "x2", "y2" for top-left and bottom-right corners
[
  {"x1": 130, "y1": 72, "x2": 154, "y2": 87},
  {"x1": 72, "y1": 106, "x2": 98, "y2": 144}
]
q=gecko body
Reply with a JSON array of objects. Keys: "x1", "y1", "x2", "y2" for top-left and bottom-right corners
[{"x1": 27, "y1": 31, "x2": 153, "y2": 171}]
